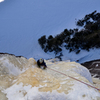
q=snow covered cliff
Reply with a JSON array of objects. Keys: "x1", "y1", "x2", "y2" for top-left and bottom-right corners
[{"x1": 0, "y1": 54, "x2": 100, "y2": 100}]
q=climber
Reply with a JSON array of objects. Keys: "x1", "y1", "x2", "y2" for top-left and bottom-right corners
[{"x1": 37, "y1": 58, "x2": 47, "y2": 69}]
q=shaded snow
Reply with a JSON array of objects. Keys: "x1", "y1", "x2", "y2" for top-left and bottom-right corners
[{"x1": 0, "y1": 0, "x2": 100, "y2": 62}]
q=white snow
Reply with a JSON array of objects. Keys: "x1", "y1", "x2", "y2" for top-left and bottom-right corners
[
  {"x1": 0, "y1": 56, "x2": 27, "y2": 76},
  {"x1": 3, "y1": 81, "x2": 100, "y2": 100},
  {"x1": 67, "y1": 81, "x2": 100, "y2": 100},
  {"x1": 70, "y1": 63, "x2": 92, "y2": 83},
  {"x1": 3, "y1": 83, "x2": 67, "y2": 100}
]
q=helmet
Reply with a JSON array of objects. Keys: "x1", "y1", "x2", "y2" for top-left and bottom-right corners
[{"x1": 39, "y1": 58, "x2": 44, "y2": 63}]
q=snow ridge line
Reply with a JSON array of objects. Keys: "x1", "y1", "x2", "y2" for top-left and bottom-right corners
[{"x1": 47, "y1": 67, "x2": 100, "y2": 92}]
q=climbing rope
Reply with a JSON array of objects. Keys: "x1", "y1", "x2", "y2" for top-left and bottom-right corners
[{"x1": 47, "y1": 67, "x2": 100, "y2": 92}]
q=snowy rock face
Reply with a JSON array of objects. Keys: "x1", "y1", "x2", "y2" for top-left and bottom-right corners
[{"x1": 0, "y1": 54, "x2": 100, "y2": 100}]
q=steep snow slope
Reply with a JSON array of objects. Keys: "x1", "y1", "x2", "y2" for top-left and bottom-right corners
[{"x1": 0, "y1": 0, "x2": 100, "y2": 61}]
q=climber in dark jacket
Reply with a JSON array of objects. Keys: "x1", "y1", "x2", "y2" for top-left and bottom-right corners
[{"x1": 37, "y1": 58, "x2": 47, "y2": 69}]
